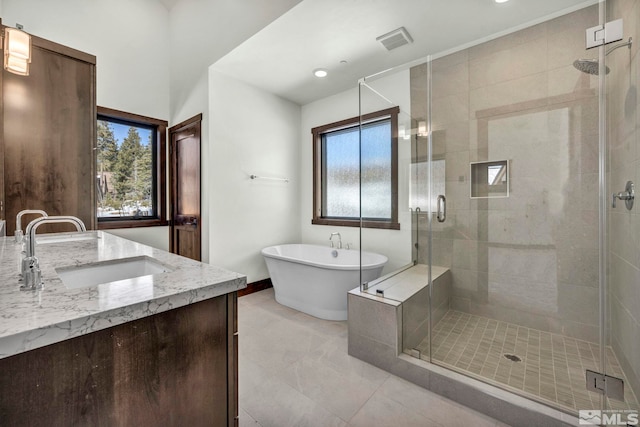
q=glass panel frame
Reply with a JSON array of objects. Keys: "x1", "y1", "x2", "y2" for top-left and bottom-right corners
[
  {"x1": 603, "y1": 0, "x2": 640, "y2": 419},
  {"x1": 353, "y1": 1, "x2": 633, "y2": 418},
  {"x1": 357, "y1": 62, "x2": 435, "y2": 360}
]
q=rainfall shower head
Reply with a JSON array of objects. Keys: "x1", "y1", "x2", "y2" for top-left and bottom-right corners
[
  {"x1": 573, "y1": 58, "x2": 609, "y2": 75},
  {"x1": 573, "y1": 37, "x2": 633, "y2": 75}
]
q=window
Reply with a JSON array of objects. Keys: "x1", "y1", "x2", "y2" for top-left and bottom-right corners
[
  {"x1": 96, "y1": 106, "x2": 168, "y2": 229},
  {"x1": 312, "y1": 106, "x2": 399, "y2": 229}
]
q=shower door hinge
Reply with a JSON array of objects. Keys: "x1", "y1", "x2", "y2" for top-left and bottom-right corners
[
  {"x1": 586, "y1": 19, "x2": 624, "y2": 49},
  {"x1": 585, "y1": 370, "x2": 625, "y2": 402}
]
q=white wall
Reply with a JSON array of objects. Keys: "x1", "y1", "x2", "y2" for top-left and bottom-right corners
[
  {"x1": 106, "y1": 228, "x2": 169, "y2": 251},
  {"x1": 166, "y1": 0, "x2": 302, "y2": 261},
  {"x1": 300, "y1": 70, "x2": 413, "y2": 274},
  {"x1": 170, "y1": 70, "x2": 209, "y2": 261},
  {"x1": 209, "y1": 69, "x2": 301, "y2": 282},
  {"x1": 2, "y1": 0, "x2": 302, "y2": 256},
  {"x1": 2, "y1": 0, "x2": 408, "y2": 273},
  {"x1": 2, "y1": 0, "x2": 170, "y2": 120},
  {"x1": 168, "y1": 0, "x2": 301, "y2": 125},
  {"x1": 2, "y1": 0, "x2": 172, "y2": 250}
]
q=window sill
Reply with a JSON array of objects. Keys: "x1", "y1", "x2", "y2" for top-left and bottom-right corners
[
  {"x1": 98, "y1": 219, "x2": 169, "y2": 230},
  {"x1": 311, "y1": 218, "x2": 400, "y2": 230}
]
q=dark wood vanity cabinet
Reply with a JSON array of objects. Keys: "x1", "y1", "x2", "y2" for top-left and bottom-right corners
[
  {"x1": 0, "y1": 292, "x2": 239, "y2": 427},
  {"x1": 0, "y1": 27, "x2": 96, "y2": 234}
]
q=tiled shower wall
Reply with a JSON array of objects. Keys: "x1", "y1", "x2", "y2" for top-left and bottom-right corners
[
  {"x1": 410, "y1": 6, "x2": 602, "y2": 343},
  {"x1": 607, "y1": 0, "x2": 640, "y2": 401}
]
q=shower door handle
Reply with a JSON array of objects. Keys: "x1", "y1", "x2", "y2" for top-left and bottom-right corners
[{"x1": 436, "y1": 195, "x2": 446, "y2": 223}]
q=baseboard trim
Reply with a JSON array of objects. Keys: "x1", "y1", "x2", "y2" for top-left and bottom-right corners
[{"x1": 238, "y1": 278, "x2": 273, "y2": 297}]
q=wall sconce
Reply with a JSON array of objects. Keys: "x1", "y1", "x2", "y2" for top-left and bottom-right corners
[
  {"x1": 418, "y1": 121, "x2": 428, "y2": 137},
  {"x1": 3, "y1": 26, "x2": 32, "y2": 76},
  {"x1": 398, "y1": 125, "x2": 411, "y2": 140}
]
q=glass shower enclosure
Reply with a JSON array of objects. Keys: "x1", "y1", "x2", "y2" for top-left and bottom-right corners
[{"x1": 357, "y1": 0, "x2": 640, "y2": 419}]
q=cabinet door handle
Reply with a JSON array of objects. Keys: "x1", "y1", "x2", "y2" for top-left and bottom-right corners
[{"x1": 436, "y1": 195, "x2": 446, "y2": 223}]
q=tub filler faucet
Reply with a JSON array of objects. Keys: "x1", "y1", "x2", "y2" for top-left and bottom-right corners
[
  {"x1": 329, "y1": 232, "x2": 342, "y2": 249},
  {"x1": 20, "y1": 215, "x2": 86, "y2": 291}
]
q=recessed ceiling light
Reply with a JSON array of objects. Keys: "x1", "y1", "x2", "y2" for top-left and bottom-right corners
[
  {"x1": 495, "y1": 0, "x2": 509, "y2": 3},
  {"x1": 313, "y1": 68, "x2": 328, "y2": 78}
]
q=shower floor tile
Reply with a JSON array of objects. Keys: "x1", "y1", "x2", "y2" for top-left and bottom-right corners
[{"x1": 413, "y1": 310, "x2": 639, "y2": 414}]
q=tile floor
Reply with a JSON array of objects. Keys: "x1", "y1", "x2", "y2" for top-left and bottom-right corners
[
  {"x1": 238, "y1": 288, "x2": 508, "y2": 427},
  {"x1": 419, "y1": 310, "x2": 639, "y2": 414}
]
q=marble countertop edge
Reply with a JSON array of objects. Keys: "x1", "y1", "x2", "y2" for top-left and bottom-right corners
[
  {"x1": 0, "y1": 275, "x2": 246, "y2": 359},
  {"x1": 0, "y1": 232, "x2": 247, "y2": 359}
]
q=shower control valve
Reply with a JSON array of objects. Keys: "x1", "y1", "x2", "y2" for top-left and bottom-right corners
[{"x1": 612, "y1": 181, "x2": 634, "y2": 210}]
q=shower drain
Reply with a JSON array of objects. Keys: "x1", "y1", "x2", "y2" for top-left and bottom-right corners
[{"x1": 504, "y1": 354, "x2": 522, "y2": 362}]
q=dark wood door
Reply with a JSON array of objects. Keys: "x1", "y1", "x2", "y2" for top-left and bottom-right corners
[
  {"x1": 169, "y1": 114, "x2": 202, "y2": 261},
  {"x1": 2, "y1": 31, "x2": 96, "y2": 235}
]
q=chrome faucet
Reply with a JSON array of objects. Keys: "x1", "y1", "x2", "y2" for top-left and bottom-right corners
[
  {"x1": 15, "y1": 209, "x2": 48, "y2": 243},
  {"x1": 329, "y1": 232, "x2": 342, "y2": 249},
  {"x1": 20, "y1": 216, "x2": 86, "y2": 291}
]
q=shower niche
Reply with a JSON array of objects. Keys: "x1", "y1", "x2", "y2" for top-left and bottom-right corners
[{"x1": 470, "y1": 160, "x2": 509, "y2": 198}]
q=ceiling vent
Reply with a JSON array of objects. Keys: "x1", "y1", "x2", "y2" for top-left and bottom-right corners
[{"x1": 376, "y1": 27, "x2": 413, "y2": 51}]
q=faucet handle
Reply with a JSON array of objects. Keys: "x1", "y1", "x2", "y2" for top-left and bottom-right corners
[
  {"x1": 20, "y1": 256, "x2": 43, "y2": 291},
  {"x1": 21, "y1": 256, "x2": 31, "y2": 277},
  {"x1": 612, "y1": 181, "x2": 635, "y2": 210}
]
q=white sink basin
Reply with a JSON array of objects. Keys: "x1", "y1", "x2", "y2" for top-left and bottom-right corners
[{"x1": 55, "y1": 256, "x2": 173, "y2": 289}]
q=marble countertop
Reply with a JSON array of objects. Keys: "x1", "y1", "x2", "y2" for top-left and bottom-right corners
[{"x1": 0, "y1": 231, "x2": 246, "y2": 359}]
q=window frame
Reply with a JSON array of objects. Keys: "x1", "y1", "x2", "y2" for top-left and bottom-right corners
[
  {"x1": 96, "y1": 106, "x2": 168, "y2": 230},
  {"x1": 311, "y1": 106, "x2": 400, "y2": 230}
]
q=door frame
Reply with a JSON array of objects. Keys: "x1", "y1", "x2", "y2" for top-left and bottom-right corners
[{"x1": 168, "y1": 113, "x2": 202, "y2": 258}]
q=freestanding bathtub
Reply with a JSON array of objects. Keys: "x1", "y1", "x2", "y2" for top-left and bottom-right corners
[{"x1": 261, "y1": 244, "x2": 388, "y2": 321}]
